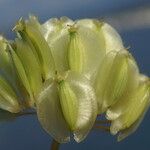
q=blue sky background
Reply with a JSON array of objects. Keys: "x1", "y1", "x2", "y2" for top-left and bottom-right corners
[
  {"x1": 0, "y1": 0, "x2": 150, "y2": 150},
  {"x1": 0, "y1": 0, "x2": 149, "y2": 38}
]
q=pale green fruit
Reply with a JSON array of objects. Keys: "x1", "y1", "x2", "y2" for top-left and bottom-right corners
[
  {"x1": 68, "y1": 20, "x2": 105, "y2": 80},
  {"x1": 0, "y1": 37, "x2": 25, "y2": 104},
  {"x1": 41, "y1": 18, "x2": 124, "y2": 81},
  {"x1": 9, "y1": 46, "x2": 34, "y2": 106},
  {"x1": 65, "y1": 72, "x2": 97, "y2": 142},
  {"x1": 36, "y1": 71, "x2": 97, "y2": 143},
  {"x1": 36, "y1": 78, "x2": 70, "y2": 143},
  {"x1": 42, "y1": 17, "x2": 73, "y2": 74},
  {"x1": 0, "y1": 74, "x2": 20, "y2": 113},
  {"x1": 0, "y1": 37, "x2": 27, "y2": 106},
  {"x1": 117, "y1": 96, "x2": 150, "y2": 142},
  {"x1": 58, "y1": 80, "x2": 78, "y2": 131},
  {"x1": 68, "y1": 19, "x2": 124, "y2": 81},
  {"x1": 43, "y1": 18, "x2": 104, "y2": 78},
  {"x1": 14, "y1": 16, "x2": 55, "y2": 80},
  {"x1": 68, "y1": 32, "x2": 86, "y2": 74},
  {"x1": 110, "y1": 75, "x2": 150, "y2": 135},
  {"x1": 95, "y1": 50, "x2": 139, "y2": 113},
  {"x1": 106, "y1": 55, "x2": 139, "y2": 120},
  {"x1": 14, "y1": 38, "x2": 42, "y2": 98}
]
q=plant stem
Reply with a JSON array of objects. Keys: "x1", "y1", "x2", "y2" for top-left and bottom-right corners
[{"x1": 50, "y1": 139, "x2": 60, "y2": 150}]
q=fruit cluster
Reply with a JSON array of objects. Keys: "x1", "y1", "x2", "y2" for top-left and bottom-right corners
[{"x1": 0, "y1": 16, "x2": 149, "y2": 143}]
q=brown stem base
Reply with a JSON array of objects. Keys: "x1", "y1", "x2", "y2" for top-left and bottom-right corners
[{"x1": 50, "y1": 139, "x2": 60, "y2": 150}]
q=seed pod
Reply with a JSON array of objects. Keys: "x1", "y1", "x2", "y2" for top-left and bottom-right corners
[
  {"x1": 117, "y1": 82, "x2": 150, "y2": 141},
  {"x1": 43, "y1": 18, "x2": 105, "y2": 79},
  {"x1": 37, "y1": 78, "x2": 70, "y2": 143},
  {"x1": 106, "y1": 54, "x2": 139, "y2": 120},
  {"x1": 0, "y1": 74, "x2": 20, "y2": 113},
  {"x1": 9, "y1": 45, "x2": 34, "y2": 106},
  {"x1": 110, "y1": 75, "x2": 150, "y2": 136},
  {"x1": 68, "y1": 31, "x2": 86, "y2": 74},
  {"x1": 36, "y1": 71, "x2": 97, "y2": 143},
  {"x1": 68, "y1": 19, "x2": 124, "y2": 81},
  {"x1": 42, "y1": 17, "x2": 73, "y2": 73},
  {"x1": 58, "y1": 79, "x2": 78, "y2": 131},
  {"x1": 0, "y1": 37, "x2": 28, "y2": 105},
  {"x1": 94, "y1": 50, "x2": 139, "y2": 113},
  {"x1": 14, "y1": 16, "x2": 55, "y2": 80},
  {"x1": 14, "y1": 38, "x2": 42, "y2": 97},
  {"x1": 42, "y1": 18, "x2": 124, "y2": 81},
  {"x1": 66, "y1": 72, "x2": 97, "y2": 143},
  {"x1": 68, "y1": 21, "x2": 105, "y2": 80}
]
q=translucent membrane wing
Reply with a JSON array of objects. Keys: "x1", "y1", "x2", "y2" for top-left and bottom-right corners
[
  {"x1": 49, "y1": 30, "x2": 70, "y2": 73},
  {"x1": 15, "y1": 39, "x2": 42, "y2": 96},
  {"x1": 15, "y1": 16, "x2": 55, "y2": 80},
  {"x1": 9, "y1": 47, "x2": 34, "y2": 106},
  {"x1": 75, "y1": 19, "x2": 100, "y2": 30},
  {"x1": 101, "y1": 23, "x2": 124, "y2": 53},
  {"x1": 64, "y1": 71, "x2": 97, "y2": 142},
  {"x1": 42, "y1": 18, "x2": 60, "y2": 40},
  {"x1": 76, "y1": 19, "x2": 105, "y2": 53},
  {"x1": 42, "y1": 17, "x2": 73, "y2": 73},
  {"x1": 68, "y1": 20, "x2": 105, "y2": 80},
  {"x1": 107, "y1": 55, "x2": 139, "y2": 120},
  {"x1": 36, "y1": 79, "x2": 70, "y2": 143},
  {"x1": 117, "y1": 97, "x2": 150, "y2": 141},
  {"x1": 0, "y1": 74, "x2": 20, "y2": 113},
  {"x1": 110, "y1": 76, "x2": 150, "y2": 135},
  {"x1": 95, "y1": 51, "x2": 116, "y2": 111},
  {"x1": 95, "y1": 50, "x2": 132, "y2": 113},
  {"x1": 105, "y1": 53, "x2": 128, "y2": 105},
  {"x1": 77, "y1": 19, "x2": 124, "y2": 54},
  {"x1": 42, "y1": 17, "x2": 73, "y2": 41}
]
